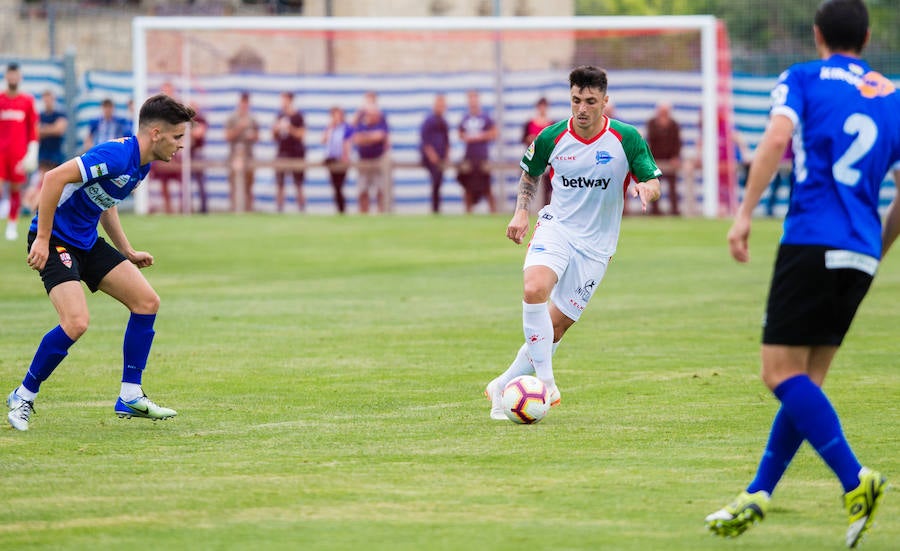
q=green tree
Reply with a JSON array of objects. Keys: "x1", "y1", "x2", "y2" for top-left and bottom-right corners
[{"x1": 576, "y1": 0, "x2": 900, "y2": 74}]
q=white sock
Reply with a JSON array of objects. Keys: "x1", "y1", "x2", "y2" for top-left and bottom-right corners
[
  {"x1": 496, "y1": 343, "x2": 534, "y2": 388},
  {"x1": 523, "y1": 301, "x2": 554, "y2": 387},
  {"x1": 15, "y1": 385, "x2": 37, "y2": 402},
  {"x1": 120, "y1": 383, "x2": 143, "y2": 402},
  {"x1": 497, "y1": 341, "x2": 562, "y2": 389}
]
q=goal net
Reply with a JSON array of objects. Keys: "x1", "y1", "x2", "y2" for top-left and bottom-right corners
[{"x1": 131, "y1": 16, "x2": 724, "y2": 216}]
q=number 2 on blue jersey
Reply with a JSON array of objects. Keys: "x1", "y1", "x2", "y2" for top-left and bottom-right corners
[{"x1": 833, "y1": 113, "x2": 878, "y2": 186}]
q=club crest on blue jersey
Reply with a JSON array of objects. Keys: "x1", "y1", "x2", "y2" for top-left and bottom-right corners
[{"x1": 595, "y1": 151, "x2": 613, "y2": 165}]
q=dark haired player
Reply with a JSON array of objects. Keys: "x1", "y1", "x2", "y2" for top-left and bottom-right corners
[
  {"x1": 7, "y1": 94, "x2": 196, "y2": 431},
  {"x1": 706, "y1": 1, "x2": 900, "y2": 546},
  {"x1": 484, "y1": 65, "x2": 661, "y2": 419}
]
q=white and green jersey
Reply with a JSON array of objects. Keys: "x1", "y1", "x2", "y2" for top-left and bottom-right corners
[{"x1": 520, "y1": 116, "x2": 661, "y2": 258}]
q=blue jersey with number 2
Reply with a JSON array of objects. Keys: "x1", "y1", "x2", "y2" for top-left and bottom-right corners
[
  {"x1": 771, "y1": 54, "x2": 900, "y2": 259},
  {"x1": 31, "y1": 136, "x2": 150, "y2": 250}
]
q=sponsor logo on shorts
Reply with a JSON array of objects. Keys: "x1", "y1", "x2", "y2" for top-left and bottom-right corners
[
  {"x1": 527, "y1": 333, "x2": 544, "y2": 344},
  {"x1": 56, "y1": 246, "x2": 72, "y2": 268},
  {"x1": 541, "y1": 212, "x2": 553, "y2": 221},
  {"x1": 530, "y1": 243, "x2": 546, "y2": 253}
]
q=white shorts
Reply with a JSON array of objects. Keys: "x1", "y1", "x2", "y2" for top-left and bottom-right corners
[{"x1": 523, "y1": 214, "x2": 610, "y2": 321}]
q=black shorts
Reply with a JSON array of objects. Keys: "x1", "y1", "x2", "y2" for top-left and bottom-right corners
[
  {"x1": 763, "y1": 244, "x2": 875, "y2": 346},
  {"x1": 27, "y1": 232, "x2": 126, "y2": 294}
]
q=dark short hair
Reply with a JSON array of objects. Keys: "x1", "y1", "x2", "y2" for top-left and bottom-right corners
[
  {"x1": 101, "y1": 98, "x2": 114, "y2": 107},
  {"x1": 7, "y1": 62, "x2": 19, "y2": 72},
  {"x1": 281, "y1": 91, "x2": 294, "y2": 100},
  {"x1": 138, "y1": 93, "x2": 196, "y2": 128},
  {"x1": 569, "y1": 65, "x2": 608, "y2": 94},
  {"x1": 815, "y1": 0, "x2": 869, "y2": 53}
]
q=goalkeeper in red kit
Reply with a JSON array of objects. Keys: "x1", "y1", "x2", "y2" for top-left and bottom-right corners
[{"x1": 0, "y1": 62, "x2": 39, "y2": 241}]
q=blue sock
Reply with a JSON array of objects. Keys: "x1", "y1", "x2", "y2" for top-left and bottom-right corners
[
  {"x1": 22, "y1": 325, "x2": 76, "y2": 394},
  {"x1": 746, "y1": 407, "x2": 804, "y2": 495},
  {"x1": 774, "y1": 375, "x2": 862, "y2": 492},
  {"x1": 122, "y1": 313, "x2": 156, "y2": 385}
]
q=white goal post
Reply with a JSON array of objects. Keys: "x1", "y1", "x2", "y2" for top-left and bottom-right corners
[{"x1": 132, "y1": 15, "x2": 721, "y2": 217}]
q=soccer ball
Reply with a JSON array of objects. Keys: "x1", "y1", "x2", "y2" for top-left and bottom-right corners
[{"x1": 501, "y1": 375, "x2": 550, "y2": 424}]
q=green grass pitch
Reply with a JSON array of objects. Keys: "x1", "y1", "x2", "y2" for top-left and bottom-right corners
[{"x1": 1, "y1": 213, "x2": 897, "y2": 550}]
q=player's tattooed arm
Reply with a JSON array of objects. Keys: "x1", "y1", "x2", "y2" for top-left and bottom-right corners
[
  {"x1": 516, "y1": 171, "x2": 539, "y2": 211},
  {"x1": 507, "y1": 171, "x2": 537, "y2": 244}
]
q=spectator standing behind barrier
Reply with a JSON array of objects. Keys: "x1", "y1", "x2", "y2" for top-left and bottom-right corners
[
  {"x1": 24, "y1": 90, "x2": 68, "y2": 214},
  {"x1": 273, "y1": 91, "x2": 306, "y2": 213},
  {"x1": 150, "y1": 85, "x2": 178, "y2": 213},
  {"x1": 153, "y1": 85, "x2": 208, "y2": 214},
  {"x1": 322, "y1": 106, "x2": 353, "y2": 214},
  {"x1": 353, "y1": 105, "x2": 391, "y2": 214},
  {"x1": 189, "y1": 104, "x2": 209, "y2": 214},
  {"x1": 458, "y1": 90, "x2": 498, "y2": 214},
  {"x1": 645, "y1": 101, "x2": 683, "y2": 215},
  {"x1": 224, "y1": 92, "x2": 259, "y2": 212},
  {"x1": 522, "y1": 97, "x2": 553, "y2": 208},
  {"x1": 420, "y1": 94, "x2": 450, "y2": 214},
  {"x1": 354, "y1": 90, "x2": 379, "y2": 125},
  {"x1": 83, "y1": 98, "x2": 130, "y2": 151}
]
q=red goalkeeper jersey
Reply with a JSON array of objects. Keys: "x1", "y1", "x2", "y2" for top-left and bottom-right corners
[{"x1": 0, "y1": 92, "x2": 38, "y2": 157}]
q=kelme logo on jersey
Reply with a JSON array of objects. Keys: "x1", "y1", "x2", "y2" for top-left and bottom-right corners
[
  {"x1": 55, "y1": 246, "x2": 72, "y2": 268},
  {"x1": 89, "y1": 163, "x2": 109, "y2": 179},
  {"x1": 560, "y1": 175, "x2": 611, "y2": 189},
  {"x1": 595, "y1": 151, "x2": 613, "y2": 165}
]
